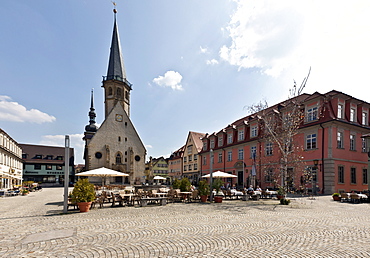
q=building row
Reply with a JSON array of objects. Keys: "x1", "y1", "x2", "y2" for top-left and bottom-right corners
[
  {"x1": 0, "y1": 129, "x2": 75, "y2": 190},
  {"x1": 168, "y1": 90, "x2": 370, "y2": 194}
]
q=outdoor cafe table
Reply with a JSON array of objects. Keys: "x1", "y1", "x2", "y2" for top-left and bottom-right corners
[
  {"x1": 345, "y1": 193, "x2": 368, "y2": 199},
  {"x1": 179, "y1": 192, "x2": 192, "y2": 202},
  {"x1": 119, "y1": 193, "x2": 135, "y2": 205},
  {"x1": 154, "y1": 192, "x2": 167, "y2": 197}
]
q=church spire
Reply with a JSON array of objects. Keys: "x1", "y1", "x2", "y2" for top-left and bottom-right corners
[
  {"x1": 102, "y1": 4, "x2": 132, "y2": 118},
  {"x1": 85, "y1": 89, "x2": 97, "y2": 132},
  {"x1": 106, "y1": 7, "x2": 126, "y2": 81}
]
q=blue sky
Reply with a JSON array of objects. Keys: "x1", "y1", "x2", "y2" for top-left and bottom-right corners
[{"x1": 1, "y1": 0, "x2": 370, "y2": 165}]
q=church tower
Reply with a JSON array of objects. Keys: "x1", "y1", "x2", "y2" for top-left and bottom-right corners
[
  {"x1": 83, "y1": 6, "x2": 146, "y2": 185},
  {"x1": 102, "y1": 9, "x2": 131, "y2": 118}
]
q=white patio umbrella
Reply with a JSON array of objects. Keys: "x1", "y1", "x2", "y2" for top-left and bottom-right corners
[
  {"x1": 202, "y1": 171, "x2": 237, "y2": 178},
  {"x1": 153, "y1": 175, "x2": 167, "y2": 180},
  {"x1": 75, "y1": 167, "x2": 129, "y2": 186}
]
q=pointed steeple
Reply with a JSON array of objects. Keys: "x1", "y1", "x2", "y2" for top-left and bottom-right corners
[
  {"x1": 106, "y1": 11, "x2": 126, "y2": 81},
  {"x1": 85, "y1": 89, "x2": 98, "y2": 132},
  {"x1": 102, "y1": 7, "x2": 132, "y2": 118}
]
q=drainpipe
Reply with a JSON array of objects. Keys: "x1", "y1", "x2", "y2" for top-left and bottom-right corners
[{"x1": 320, "y1": 123, "x2": 325, "y2": 194}]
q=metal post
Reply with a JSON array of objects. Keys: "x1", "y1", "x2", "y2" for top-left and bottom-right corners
[
  {"x1": 63, "y1": 135, "x2": 70, "y2": 213},
  {"x1": 209, "y1": 149, "x2": 213, "y2": 202}
]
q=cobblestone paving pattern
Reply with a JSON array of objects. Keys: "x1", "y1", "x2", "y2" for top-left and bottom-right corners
[{"x1": 1, "y1": 188, "x2": 370, "y2": 257}]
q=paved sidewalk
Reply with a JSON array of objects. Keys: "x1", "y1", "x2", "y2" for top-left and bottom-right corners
[{"x1": 1, "y1": 187, "x2": 370, "y2": 257}]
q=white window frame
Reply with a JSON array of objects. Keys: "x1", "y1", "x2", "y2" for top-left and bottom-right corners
[
  {"x1": 350, "y1": 134, "x2": 356, "y2": 151},
  {"x1": 238, "y1": 130, "x2": 244, "y2": 141},
  {"x1": 251, "y1": 126, "x2": 258, "y2": 138},
  {"x1": 238, "y1": 149, "x2": 244, "y2": 160},
  {"x1": 362, "y1": 111, "x2": 368, "y2": 125},
  {"x1": 307, "y1": 107, "x2": 318, "y2": 122},
  {"x1": 338, "y1": 104, "x2": 343, "y2": 119},
  {"x1": 218, "y1": 136, "x2": 223, "y2": 147},
  {"x1": 306, "y1": 134, "x2": 317, "y2": 150},
  {"x1": 265, "y1": 142, "x2": 273, "y2": 156},
  {"x1": 350, "y1": 108, "x2": 356, "y2": 122},
  {"x1": 337, "y1": 131, "x2": 344, "y2": 149},
  {"x1": 250, "y1": 146, "x2": 257, "y2": 158},
  {"x1": 218, "y1": 152, "x2": 222, "y2": 163},
  {"x1": 227, "y1": 133, "x2": 233, "y2": 144},
  {"x1": 227, "y1": 151, "x2": 232, "y2": 162}
]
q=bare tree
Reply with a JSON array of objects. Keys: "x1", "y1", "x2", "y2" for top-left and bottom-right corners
[{"x1": 247, "y1": 69, "x2": 311, "y2": 192}]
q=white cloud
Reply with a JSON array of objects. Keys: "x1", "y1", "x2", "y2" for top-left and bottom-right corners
[
  {"x1": 220, "y1": 0, "x2": 310, "y2": 76},
  {"x1": 40, "y1": 134, "x2": 85, "y2": 164},
  {"x1": 221, "y1": 0, "x2": 370, "y2": 98},
  {"x1": 152, "y1": 71, "x2": 183, "y2": 91},
  {"x1": 145, "y1": 144, "x2": 153, "y2": 149},
  {"x1": 200, "y1": 46, "x2": 208, "y2": 53},
  {"x1": 206, "y1": 59, "x2": 219, "y2": 65},
  {"x1": 0, "y1": 95, "x2": 56, "y2": 123}
]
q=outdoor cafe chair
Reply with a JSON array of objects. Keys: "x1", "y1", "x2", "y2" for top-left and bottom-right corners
[
  {"x1": 111, "y1": 192, "x2": 124, "y2": 207},
  {"x1": 350, "y1": 193, "x2": 360, "y2": 204},
  {"x1": 340, "y1": 193, "x2": 350, "y2": 202},
  {"x1": 92, "y1": 195, "x2": 105, "y2": 209},
  {"x1": 191, "y1": 190, "x2": 200, "y2": 202}
]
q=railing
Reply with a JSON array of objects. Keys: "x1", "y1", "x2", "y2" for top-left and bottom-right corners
[{"x1": 102, "y1": 76, "x2": 133, "y2": 89}]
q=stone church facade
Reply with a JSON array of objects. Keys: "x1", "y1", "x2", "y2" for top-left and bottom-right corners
[{"x1": 83, "y1": 9, "x2": 146, "y2": 185}]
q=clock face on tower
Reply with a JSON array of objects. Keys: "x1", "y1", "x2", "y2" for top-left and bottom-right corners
[{"x1": 115, "y1": 114, "x2": 123, "y2": 122}]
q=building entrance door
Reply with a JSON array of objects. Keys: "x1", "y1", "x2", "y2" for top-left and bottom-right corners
[{"x1": 238, "y1": 171, "x2": 243, "y2": 188}]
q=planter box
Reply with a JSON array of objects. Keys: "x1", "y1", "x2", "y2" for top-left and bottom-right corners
[{"x1": 214, "y1": 196, "x2": 223, "y2": 203}]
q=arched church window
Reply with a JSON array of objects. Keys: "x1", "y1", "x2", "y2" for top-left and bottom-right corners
[
  {"x1": 108, "y1": 87, "x2": 113, "y2": 96},
  {"x1": 116, "y1": 153, "x2": 122, "y2": 164},
  {"x1": 117, "y1": 88, "x2": 122, "y2": 98}
]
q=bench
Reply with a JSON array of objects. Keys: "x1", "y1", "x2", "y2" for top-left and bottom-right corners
[{"x1": 140, "y1": 197, "x2": 167, "y2": 207}]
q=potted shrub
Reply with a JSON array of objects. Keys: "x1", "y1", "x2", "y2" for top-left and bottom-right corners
[
  {"x1": 22, "y1": 189, "x2": 29, "y2": 196},
  {"x1": 172, "y1": 179, "x2": 181, "y2": 190},
  {"x1": 277, "y1": 186, "x2": 286, "y2": 200},
  {"x1": 179, "y1": 177, "x2": 191, "y2": 192},
  {"x1": 332, "y1": 193, "x2": 341, "y2": 201},
  {"x1": 280, "y1": 198, "x2": 291, "y2": 205},
  {"x1": 72, "y1": 179, "x2": 96, "y2": 212},
  {"x1": 198, "y1": 180, "x2": 210, "y2": 202},
  {"x1": 212, "y1": 178, "x2": 224, "y2": 203}
]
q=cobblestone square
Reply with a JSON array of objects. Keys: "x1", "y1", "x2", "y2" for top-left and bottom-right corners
[{"x1": 1, "y1": 187, "x2": 370, "y2": 257}]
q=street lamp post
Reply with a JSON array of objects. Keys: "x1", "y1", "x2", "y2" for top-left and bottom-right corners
[
  {"x1": 209, "y1": 149, "x2": 213, "y2": 202},
  {"x1": 63, "y1": 135, "x2": 70, "y2": 214},
  {"x1": 313, "y1": 159, "x2": 319, "y2": 196}
]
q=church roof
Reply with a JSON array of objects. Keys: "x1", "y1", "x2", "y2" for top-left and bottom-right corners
[{"x1": 106, "y1": 14, "x2": 126, "y2": 81}]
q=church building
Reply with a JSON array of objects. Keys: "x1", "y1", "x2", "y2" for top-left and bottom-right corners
[{"x1": 83, "y1": 8, "x2": 146, "y2": 185}]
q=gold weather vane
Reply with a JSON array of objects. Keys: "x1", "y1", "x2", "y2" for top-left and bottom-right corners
[{"x1": 112, "y1": 1, "x2": 117, "y2": 13}]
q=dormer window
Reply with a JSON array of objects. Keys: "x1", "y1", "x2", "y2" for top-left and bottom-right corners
[
  {"x1": 251, "y1": 126, "x2": 258, "y2": 138},
  {"x1": 338, "y1": 104, "x2": 344, "y2": 119},
  {"x1": 218, "y1": 136, "x2": 223, "y2": 147},
  {"x1": 35, "y1": 154, "x2": 42, "y2": 159},
  {"x1": 307, "y1": 107, "x2": 318, "y2": 122},
  {"x1": 203, "y1": 141, "x2": 207, "y2": 151},
  {"x1": 210, "y1": 140, "x2": 215, "y2": 149},
  {"x1": 350, "y1": 108, "x2": 356, "y2": 122},
  {"x1": 362, "y1": 111, "x2": 368, "y2": 125},
  {"x1": 227, "y1": 133, "x2": 233, "y2": 144},
  {"x1": 238, "y1": 129, "x2": 244, "y2": 141}
]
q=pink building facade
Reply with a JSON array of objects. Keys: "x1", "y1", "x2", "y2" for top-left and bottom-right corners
[{"x1": 199, "y1": 91, "x2": 370, "y2": 194}]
